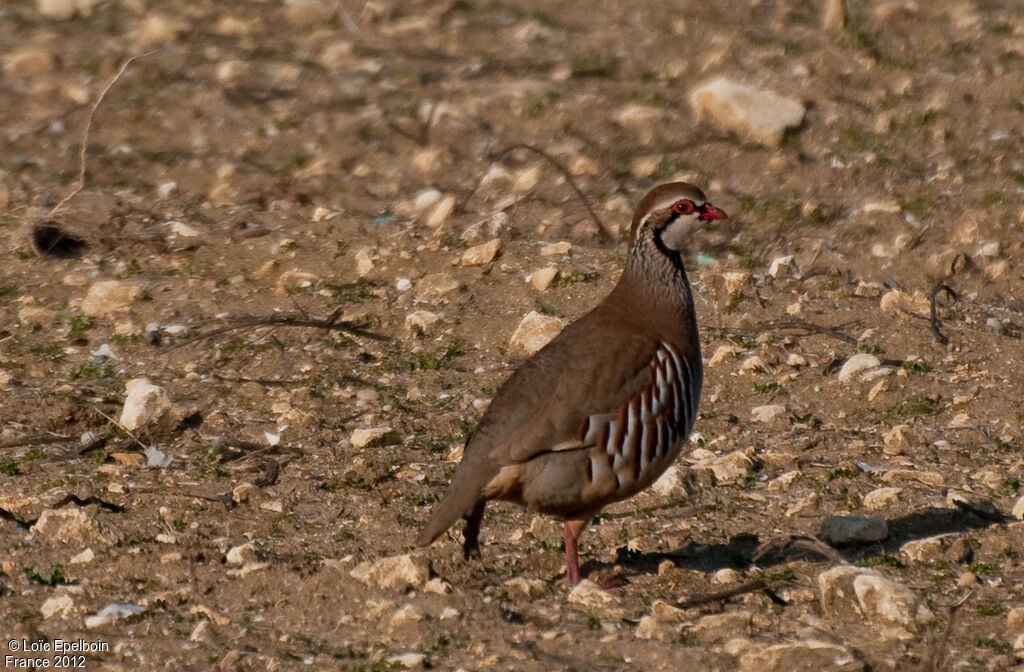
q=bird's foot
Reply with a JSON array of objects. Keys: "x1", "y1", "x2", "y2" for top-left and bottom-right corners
[
  {"x1": 556, "y1": 573, "x2": 581, "y2": 588},
  {"x1": 556, "y1": 570, "x2": 628, "y2": 590},
  {"x1": 594, "y1": 573, "x2": 628, "y2": 590}
]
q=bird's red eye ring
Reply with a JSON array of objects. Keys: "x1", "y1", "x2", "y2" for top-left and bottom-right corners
[{"x1": 672, "y1": 200, "x2": 695, "y2": 215}]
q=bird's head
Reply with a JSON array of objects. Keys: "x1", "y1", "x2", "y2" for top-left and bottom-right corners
[{"x1": 629, "y1": 182, "x2": 727, "y2": 255}]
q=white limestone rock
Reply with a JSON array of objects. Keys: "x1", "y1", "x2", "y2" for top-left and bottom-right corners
[
  {"x1": 707, "y1": 451, "x2": 754, "y2": 482},
  {"x1": 350, "y1": 554, "x2": 427, "y2": 590},
  {"x1": 508, "y1": 311, "x2": 564, "y2": 357},
  {"x1": 567, "y1": 579, "x2": 623, "y2": 619},
  {"x1": 405, "y1": 310, "x2": 440, "y2": 337},
  {"x1": 350, "y1": 427, "x2": 399, "y2": 448},
  {"x1": 529, "y1": 267, "x2": 558, "y2": 291},
  {"x1": 415, "y1": 273, "x2": 461, "y2": 303},
  {"x1": 837, "y1": 354, "x2": 882, "y2": 383},
  {"x1": 863, "y1": 487, "x2": 901, "y2": 510},
  {"x1": 819, "y1": 566, "x2": 933, "y2": 638},
  {"x1": 38, "y1": 0, "x2": 98, "y2": 20},
  {"x1": 461, "y1": 238, "x2": 502, "y2": 266},
  {"x1": 751, "y1": 404, "x2": 786, "y2": 423},
  {"x1": 899, "y1": 534, "x2": 958, "y2": 563},
  {"x1": 41, "y1": 594, "x2": 76, "y2": 619},
  {"x1": 690, "y1": 77, "x2": 806, "y2": 147},
  {"x1": 81, "y1": 280, "x2": 144, "y2": 318},
  {"x1": 739, "y1": 639, "x2": 864, "y2": 672},
  {"x1": 635, "y1": 614, "x2": 675, "y2": 641},
  {"x1": 31, "y1": 508, "x2": 109, "y2": 545},
  {"x1": 119, "y1": 378, "x2": 173, "y2": 432}
]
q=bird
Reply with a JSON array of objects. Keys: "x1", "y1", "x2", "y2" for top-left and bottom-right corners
[{"x1": 416, "y1": 182, "x2": 727, "y2": 586}]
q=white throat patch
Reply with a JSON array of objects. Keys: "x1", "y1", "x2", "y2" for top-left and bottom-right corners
[{"x1": 659, "y1": 215, "x2": 698, "y2": 251}]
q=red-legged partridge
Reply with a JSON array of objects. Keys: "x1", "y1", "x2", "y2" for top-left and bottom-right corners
[{"x1": 417, "y1": 182, "x2": 727, "y2": 585}]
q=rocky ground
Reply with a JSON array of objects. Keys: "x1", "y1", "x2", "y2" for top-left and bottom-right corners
[{"x1": 3, "y1": 0, "x2": 1024, "y2": 670}]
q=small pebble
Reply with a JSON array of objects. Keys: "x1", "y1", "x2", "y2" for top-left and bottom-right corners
[
  {"x1": 957, "y1": 572, "x2": 977, "y2": 587},
  {"x1": 529, "y1": 267, "x2": 558, "y2": 291}
]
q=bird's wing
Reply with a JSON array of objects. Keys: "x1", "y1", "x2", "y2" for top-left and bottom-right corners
[{"x1": 467, "y1": 316, "x2": 677, "y2": 466}]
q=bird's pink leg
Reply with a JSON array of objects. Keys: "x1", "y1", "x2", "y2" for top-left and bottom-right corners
[{"x1": 563, "y1": 519, "x2": 586, "y2": 586}]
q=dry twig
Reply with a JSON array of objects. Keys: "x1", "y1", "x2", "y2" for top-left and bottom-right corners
[
  {"x1": 952, "y1": 498, "x2": 1007, "y2": 523},
  {"x1": 0, "y1": 494, "x2": 124, "y2": 528},
  {"x1": 924, "y1": 252, "x2": 968, "y2": 345},
  {"x1": 212, "y1": 435, "x2": 303, "y2": 462},
  {"x1": 130, "y1": 486, "x2": 234, "y2": 506},
  {"x1": 60, "y1": 432, "x2": 116, "y2": 460},
  {"x1": 928, "y1": 283, "x2": 957, "y2": 345},
  {"x1": 753, "y1": 534, "x2": 848, "y2": 565},
  {"x1": 0, "y1": 433, "x2": 78, "y2": 450},
  {"x1": 90, "y1": 405, "x2": 152, "y2": 452},
  {"x1": 50, "y1": 493, "x2": 124, "y2": 513},
  {"x1": 769, "y1": 318, "x2": 859, "y2": 345},
  {"x1": 50, "y1": 49, "x2": 160, "y2": 215},
  {"x1": 211, "y1": 374, "x2": 294, "y2": 388},
  {"x1": 510, "y1": 640, "x2": 619, "y2": 672},
  {"x1": 675, "y1": 578, "x2": 787, "y2": 610},
  {"x1": 709, "y1": 318, "x2": 858, "y2": 346},
  {"x1": 165, "y1": 311, "x2": 388, "y2": 351},
  {"x1": 504, "y1": 143, "x2": 612, "y2": 239},
  {"x1": 333, "y1": 0, "x2": 361, "y2": 32},
  {"x1": 386, "y1": 102, "x2": 439, "y2": 146},
  {"x1": 825, "y1": 355, "x2": 924, "y2": 376},
  {"x1": 926, "y1": 592, "x2": 972, "y2": 672},
  {"x1": 469, "y1": 143, "x2": 613, "y2": 240},
  {"x1": 212, "y1": 372, "x2": 375, "y2": 390}
]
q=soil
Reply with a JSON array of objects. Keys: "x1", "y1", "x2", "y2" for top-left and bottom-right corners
[{"x1": 2, "y1": 1, "x2": 1024, "y2": 670}]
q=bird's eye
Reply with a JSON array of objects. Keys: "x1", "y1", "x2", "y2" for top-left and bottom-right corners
[{"x1": 672, "y1": 200, "x2": 695, "y2": 215}]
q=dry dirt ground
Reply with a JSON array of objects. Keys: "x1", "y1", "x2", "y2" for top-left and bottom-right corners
[{"x1": 3, "y1": 0, "x2": 1024, "y2": 670}]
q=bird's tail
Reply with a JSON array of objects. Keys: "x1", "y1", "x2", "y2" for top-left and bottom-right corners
[
  {"x1": 415, "y1": 481, "x2": 481, "y2": 547},
  {"x1": 417, "y1": 430, "x2": 501, "y2": 547}
]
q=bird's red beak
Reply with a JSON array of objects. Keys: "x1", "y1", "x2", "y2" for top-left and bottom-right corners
[{"x1": 698, "y1": 204, "x2": 727, "y2": 221}]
